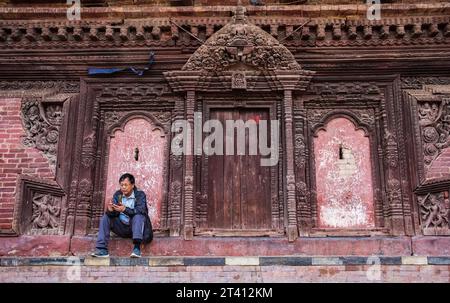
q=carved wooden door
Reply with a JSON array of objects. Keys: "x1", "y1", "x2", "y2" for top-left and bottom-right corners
[{"x1": 206, "y1": 108, "x2": 272, "y2": 230}]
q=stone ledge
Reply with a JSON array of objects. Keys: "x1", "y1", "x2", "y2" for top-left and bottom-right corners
[
  {"x1": 0, "y1": 235, "x2": 71, "y2": 257},
  {"x1": 412, "y1": 236, "x2": 450, "y2": 256},
  {"x1": 69, "y1": 236, "x2": 412, "y2": 257},
  {"x1": 2, "y1": 256, "x2": 449, "y2": 267},
  {"x1": 5, "y1": 236, "x2": 450, "y2": 257}
]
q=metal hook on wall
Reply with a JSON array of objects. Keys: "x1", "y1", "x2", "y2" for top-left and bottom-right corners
[{"x1": 134, "y1": 147, "x2": 139, "y2": 161}]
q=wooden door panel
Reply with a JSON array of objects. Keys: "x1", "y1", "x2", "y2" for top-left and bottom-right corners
[
  {"x1": 240, "y1": 109, "x2": 271, "y2": 229},
  {"x1": 207, "y1": 108, "x2": 271, "y2": 230}
]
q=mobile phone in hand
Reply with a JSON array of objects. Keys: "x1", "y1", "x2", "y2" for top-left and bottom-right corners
[{"x1": 113, "y1": 194, "x2": 123, "y2": 205}]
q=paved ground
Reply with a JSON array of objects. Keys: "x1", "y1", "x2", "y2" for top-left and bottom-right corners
[{"x1": 1, "y1": 256, "x2": 449, "y2": 282}]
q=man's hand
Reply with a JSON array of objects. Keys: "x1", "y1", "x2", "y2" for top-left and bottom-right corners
[
  {"x1": 112, "y1": 202, "x2": 126, "y2": 213},
  {"x1": 106, "y1": 200, "x2": 114, "y2": 212}
]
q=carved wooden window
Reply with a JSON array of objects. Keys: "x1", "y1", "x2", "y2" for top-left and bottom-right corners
[
  {"x1": 417, "y1": 97, "x2": 450, "y2": 181},
  {"x1": 405, "y1": 85, "x2": 450, "y2": 235}
]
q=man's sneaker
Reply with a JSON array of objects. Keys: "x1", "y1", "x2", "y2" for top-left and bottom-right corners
[
  {"x1": 130, "y1": 247, "x2": 141, "y2": 258},
  {"x1": 91, "y1": 248, "x2": 109, "y2": 258}
]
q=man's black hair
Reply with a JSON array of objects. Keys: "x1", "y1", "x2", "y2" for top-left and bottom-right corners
[{"x1": 119, "y1": 173, "x2": 135, "y2": 185}]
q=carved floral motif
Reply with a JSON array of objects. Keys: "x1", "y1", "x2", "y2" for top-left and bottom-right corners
[
  {"x1": 81, "y1": 133, "x2": 96, "y2": 168},
  {"x1": 384, "y1": 131, "x2": 399, "y2": 169},
  {"x1": 418, "y1": 100, "x2": 450, "y2": 166},
  {"x1": 386, "y1": 178, "x2": 402, "y2": 206},
  {"x1": 402, "y1": 77, "x2": 450, "y2": 90},
  {"x1": 153, "y1": 111, "x2": 172, "y2": 126},
  {"x1": 21, "y1": 100, "x2": 64, "y2": 169},
  {"x1": 104, "y1": 111, "x2": 123, "y2": 127}
]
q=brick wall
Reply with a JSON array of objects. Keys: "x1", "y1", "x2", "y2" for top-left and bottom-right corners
[
  {"x1": 426, "y1": 147, "x2": 450, "y2": 180},
  {"x1": 0, "y1": 98, "x2": 55, "y2": 232},
  {"x1": 0, "y1": 263, "x2": 449, "y2": 283}
]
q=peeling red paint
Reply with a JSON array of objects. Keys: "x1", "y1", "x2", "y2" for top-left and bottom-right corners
[
  {"x1": 314, "y1": 118, "x2": 375, "y2": 228},
  {"x1": 105, "y1": 118, "x2": 167, "y2": 229}
]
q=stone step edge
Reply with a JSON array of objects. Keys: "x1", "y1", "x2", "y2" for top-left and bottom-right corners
[{"x1": 1, "y1": 256, "x2": 449, "y2": 267}]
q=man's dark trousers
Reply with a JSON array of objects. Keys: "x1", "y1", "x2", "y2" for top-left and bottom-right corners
[{"x1": 96, "y1": 214, "x2": 145, "y2": 249}]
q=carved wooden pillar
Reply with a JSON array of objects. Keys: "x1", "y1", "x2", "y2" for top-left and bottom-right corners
[
  {"x1": 183, "y1": 90, "x2": 195, "y2": 240},
  {"x1": 294, "y1": 97, "x2": 311, "y2": 236},
  {"x1": 71, "y1": 81, "x2": 96, "y2": 235},
  {"x1": 73, "y1": 83, "x2": 98, "y2": 236},
  {"x1": 382, "y1": 88, "x2": 406, "y2": 236},
  {"x1": 283, "y1": 89, "x2": 298, "y2": 241},
  {"x1": 168, "y1": 97, "x2": 184, "y2": 237},
  {"x1": 392, "y1": 79, "x2": 415, "y2": 236}
]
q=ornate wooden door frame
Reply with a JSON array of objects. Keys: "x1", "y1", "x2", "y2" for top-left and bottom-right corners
[
  {"x1": 194, "y1": 94, "x2": 282, "y2": 236},
  {"x1": 66, "y1": 78, "x2": 176, "y2": 236},
  {"x1": 164, "y1": 5, "x2": 314, "y2": 241}
]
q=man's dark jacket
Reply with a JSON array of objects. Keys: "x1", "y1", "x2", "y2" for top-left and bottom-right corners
[{"x1": 106, "y1": 188, "x2": 153, "y2": 244}]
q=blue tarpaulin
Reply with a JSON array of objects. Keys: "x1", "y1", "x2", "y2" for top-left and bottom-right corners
[{"x1": 88, "y1": 52, "x2": 155, "y2": 76}]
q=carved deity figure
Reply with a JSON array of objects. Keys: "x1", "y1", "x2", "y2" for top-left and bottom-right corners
[
  {"x1": 418, "y1": 102, "x2": 439, "y2": 126},
  {"x1": 420, "y1": 193, "x2": 449, "y2": 229},
  {"x1": 32, "y1": 194, "x2": 61, "y2": 229}
]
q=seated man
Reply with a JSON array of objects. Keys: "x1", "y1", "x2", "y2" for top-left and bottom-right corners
[{"x1": 91, "y1": 173, "x2": 153, "y2": 258}]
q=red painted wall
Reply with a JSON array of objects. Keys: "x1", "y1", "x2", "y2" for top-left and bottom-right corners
[
  {"x1": 105, "y1": 118, "x2": 167, "y2": 229},
  {"x1": 0, "y1": 98, "x2": 54, "y2": 232},
  {"x1": 313, "y1": 117, "x2": 375, "y2": 228}
]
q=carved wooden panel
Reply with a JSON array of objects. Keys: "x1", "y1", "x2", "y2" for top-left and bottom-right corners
[
  {"x1": 21, "y1": 98, "x2": 65, "y2": 171},
  {"x1": 14, "y1": 176, "x2": 66, "y2": 235},
  {"x1": 403, "y1": 82, "x2": 450, "y2": 236},
  {"x1": 418, "y1": 191, "x2": 450, "y2": 235},
  {"x1": 404, "y1": 84, "x2": 450, "y2": 182},
  {"x1": 419, "y1": 99, "x2": 450, "y2": 179}
]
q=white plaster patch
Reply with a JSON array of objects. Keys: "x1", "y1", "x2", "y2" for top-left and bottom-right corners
[
  {"x1": 336, "y1": 146, "x2": 357, "y2": 177},
  {"x1": 320, "y1": 197, "x2": 369, "y2": 228}
]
